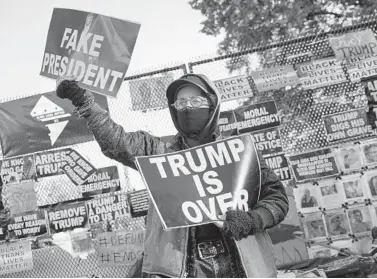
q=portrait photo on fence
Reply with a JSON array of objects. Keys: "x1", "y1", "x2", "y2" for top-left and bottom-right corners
[
  {"x1": 324, "y1": 209, "x2": 350, "y2": 238},
  {"x1": 334, "y1": 145, "x2": 363, "y2": 172},
  {"x1": 340, "y1": 174, "x2": 367, "y2": 203},
  {"x1": 318, "y1": 178, "x2": 344, "y2": 210},
  {"x1": 293, "y1": 183, "x2": 321, "y2": 213},
  {"x1": 348, "y1": 207, "x2": 373, "y2": 235}
]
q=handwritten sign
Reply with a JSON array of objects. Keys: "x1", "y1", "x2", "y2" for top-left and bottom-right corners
[
  {"x1": 47, "y1": 202, "x2": 88, "y2": 233},
  {"x1": 214, "y1": 75, "x2": 253, "y2": 101},
  {"x1": 128, "y1": 190, "x2": 149, "y2": 218},
  {"x1": 218, "y1": 110, "x2": 238, "y2": 137},
  {"x1": 0, "y1": 155, "x2": 36, "y2": 185},
  {"x1": 0, "y1": 241, "x2": 33, "y2": 275},
  {"x1": 264, "y1": 153, "x2": 291, "y2": 181},
  {"x1": 288, "y1": 148, "x2": 340, "y2": 182},
  {"x1": 34, "y1": 148, "x2": 70, "y2": 178},
  {"x1": 296, "y1": 58, "x2": 347, "y2": 89},
  {"x1": 86, "y1": 193, "x2": 130, "y2": 224},
  {"x1": 347, "y1": 53, "x2": 377, "y2": 82},
  {"x1": 80, "y1": 166, "x2": 120, "y2": 197},
  {"x1": 250, "y1": 127, "x2": 282, "y2": 156},
  {"x1": 96, "y1": 229, "x2": 144, "y2": 267},
  {"x1": 4, "y1": 181, "x2": 37, "y2": 215},
  {"x1": 329, "y1": 29, "x2": 377, "y2": 60},
  {"x1": 7, "y1": 210, "x2": 47, "y2": 239},
  {"x1": 61, "y1": 149, "x2": 96, "y2": 185},
  {"x1": 250, "y1": 65, "x2": 299, "y2": 92},
  {"x1": 323, "y1": 109, "x2": 373, "y2": 143}
]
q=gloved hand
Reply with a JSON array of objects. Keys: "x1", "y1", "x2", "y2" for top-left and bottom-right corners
[
  {"x1": 215, "y1": 210, "x2": 264, "y2": 241},
  {"x1": 56, "y1": 76, "x2": 87, "y2": 107}
]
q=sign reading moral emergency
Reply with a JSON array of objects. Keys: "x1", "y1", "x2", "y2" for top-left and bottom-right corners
[
  {"x1": 288, "y1": 148, "x2": 340, "y2": 182},
  {"x1": 7, "y1": 210, "x2": 47, "y2": 239},
  {"x1": 251, "y1": 127, "x2": 283, "y2": 156},
  {"x1": 34, "y1": 148, "x2": 70, "y2": 178},
  {"x1": 135, "y1": 134, "x2": 261, "y2": 229},
  {"x1": 80, "y1": 166, "x2": 120, "y2": 196},
  {"x1": 323, "y1": 109, "x2": 374, "y2": 143},
  {"x1": 40, "y1": 8, "x2": 140, "y2": 97},
  {"x1": 47, "y1": 202, "x2": 88, "y2": 233},
  {"x1": 61, "y1": 148, "x2": 96, "y2": 185},
  {"x1": 234, "y1": 101, "x2": 280, "y2": 134},
  {"x1": 0, "y1": 241, "x2": 33, "y2": 275},
  {"x1": 214, "y1": 75, "x2": 253, "y2": 101}
]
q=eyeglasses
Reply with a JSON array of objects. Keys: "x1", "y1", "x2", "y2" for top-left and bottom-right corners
[{"x1": 171, "y1": 96, "x2": 210, "y2": 111}]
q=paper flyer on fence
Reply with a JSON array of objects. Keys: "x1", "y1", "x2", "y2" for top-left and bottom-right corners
[
  {"x1": 318, "y1": 178, "x2": 344, "y2": 210},
  {"x1": 340, "y1": 174, "x2": 366, "y2": 203},
  {"x1": 333, "y1": 145, "x2": 363, "y2": 173},
  {"x1": 293, "y1": 183, "x2": 321, "y2": 214},
  {"x1": 135, "y1": 134, "x2": 261, "y2": 229},
  {"x1": 324, "y1": 209, "x2": 350, "y2": 239},
  {"x1": 363, "y1": 170, "x2": 377, "y2": 199},
  {"x1": 347, "y1": 206, "x2": 372, "y2": 235}
]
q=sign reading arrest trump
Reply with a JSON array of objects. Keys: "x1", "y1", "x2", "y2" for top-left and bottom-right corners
[{"x1": 135, "y1": 134, "x2": 261, "y2": 229}]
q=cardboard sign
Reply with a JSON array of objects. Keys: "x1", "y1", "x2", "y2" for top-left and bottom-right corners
[
  {"x1": 234, "y1": 101, "x2": 280, "y2": 134},
  {"x1": 288, "y1": 148, "x2": 340, "y2": 182},
  {"x1": 0, "y1": 241, "x2": 33, "y2": 275},
  {"x1": 364, "y1": 77, "x2": 377, "y2": 105},
  {"x1": 95, "y1": 229, "x2": 144, "y2": 267},
  {"x1": 40, "y1": 8, "x2": 140, "y2": 97},
  {"x1": 264, "y1": 153, "x2": 291, "y2": 181},
  {"x1": 251, "y1": 127, "x2": 283, "y2": 156},
  {"x1": 128, "y1": 190, "x2": 149, "y2": 218},
  {"x1": 7, "y1": 210, "x2": 47, "y2": 239},
  {"x1": 329, "y1": 29, "x2": 377, "y2": 60},
  {"x1": 0, "y1": 155, "x2": 36, "y2": 184},
  {"x1": 4, "y1": 182, "x2": 37, "y2": 215},
  {"x1": 34, "y1": 148, "x2": 70, "y2": 178},
  {"x1": 296, "y1": 58, "x2": 347, "y2": 89},
  {"x1": 135, "y1": 134, "x2": 261, "y2": 229},
  {"x1": 61, "y1": 149, "x2": 96, "y2": 185},
  {"x1": 80, "y1": 166, "x2": 120, "y2": 197},
  {"x1": 86, "y1": 193, "x2": 130, "y2": 224},
  {"x1": 323, "y1": 109, "x2": 373, "y2": 143},
  {"x1": 218, "y1": 110, "x2": 238, "y2": 137},
  {"x1": 250, "y1": 65, "x2": 299, "y2": 92},
  {"x1": 214, "y1": 75, "x2": 253, "y2": 101},
  {"x1": 47, "y1": 202, "x2": 88, "y2": 233},
  {"x1": 347, "y1": 53, "x2": 377, "y2": 82}
]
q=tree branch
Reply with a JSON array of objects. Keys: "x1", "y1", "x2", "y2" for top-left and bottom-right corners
[{"x1": 307, "y1": 10, "x2": 342, "y2": 19}]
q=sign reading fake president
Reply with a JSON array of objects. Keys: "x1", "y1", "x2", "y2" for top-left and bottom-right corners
[{"x1": 135, "y1": 134, "x2": 261, "y2": 229}]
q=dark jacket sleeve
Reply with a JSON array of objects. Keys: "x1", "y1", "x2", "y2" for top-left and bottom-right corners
[
  {"x1": 252, "y1": 154, "x2": 289, "y2": 230},
  {"x1": 75, "y1": 91, "x2": 165, "y2": 170}
]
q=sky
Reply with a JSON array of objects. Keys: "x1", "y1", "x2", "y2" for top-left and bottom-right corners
[{"x1": 0, "y1": 0, "x2": 222, "y2": 99}]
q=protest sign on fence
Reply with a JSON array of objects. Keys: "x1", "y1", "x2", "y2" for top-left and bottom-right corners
[
  {"x1": 323, "y1": 109, "x2": 374, "y2": 143},
  {"x1": 0, "y1": 241, "x2": 33, "y2": 275},
  {"x1": 40, "y1": 8, "x2": 140, "y2": 98},
  {"x1": 80, "y1": 166, "x2": 120, "y2": 197},
  {"x1": 347, "y1": 53, "x2": 377, "y2": 83},
  {"x1": 61, "y1": 148, "x2": 96, "y2": 185},
  {"x1": 135, "y1": 134, "x2": 261, "y2": 229},
  {"x1": 34, "y1": 148, "x2": 70, "y2": 178},
  {"x1": 328, "y1": 29, "x2": 377, "y2": 60},
  {"x1": 214, "y1": 75, "x2": 253, "y2": 101},
  {"x1": 251, "y1": 127, "x2": 283, "y2": 156},
  {"x1": 288, "y1": 148, "x2": 340, "y2": 182},
  {"x1": 86, "y1": 193, "x2": 130, "y2": 224},
  {"x1": 0, "y1": 226, "x2": 6, "y2": 241},
  {"x1": 233, "y1": 101, "x2": 280, "y2": 134},
  {"x1": 218, "y1": 110, "x2": 238, "y2": 137},
  {"x1": 250, "y1": 65, "x2": 299, "y2": 92},
  {"x1": 47, "y1": 202, "x2": 88, "y2": 233},
  {"x1": 4, "y1": 182, "x2": 37, "y2": 215},
  {"x1": 364, "y1": 77, "x2": 377, "y2": 105},
  {"x1": 128, "y1": 189, "x2": 149, "y2": 218},
  {"x1": 7, "y1": 210, "x2": 47, "y2": 239},
  {"x1": 95, "y1": 229, "x2": 144, "y2": 267},
  {"x1": 0, "y1": 155, "x2": 36, "y2": 184},
  {"x1": 264, "y1": 153, "x2": 291, "y2": 181}
]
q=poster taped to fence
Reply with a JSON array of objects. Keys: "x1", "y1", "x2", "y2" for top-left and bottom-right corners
[
  {"x1": 40, "y1": 8, "x2": 140, "y2": 98},
  {"x1": 95, "y1": 229, "x2": 144, "y2": 267},
  {"x1": 135, "y1": 134, "x2": 261, "y2": 229},
  {"x1": 250, "y1": 65, "x2": 299, "y2": 92},
  {"x1": 233, "y1": 101, "x2": 280, "y2": 134},
  {"x1": 323, "y1": 109, "x2": 374, "y2": 143},
  {"x1": 347, "y1": 53, "x2": 377, "y2": 82},
  {"x1": 34, "y1": 148, "x2": 70, "y2": 178},
  {"x1": 218, "y1": 110, "x2": 238, "y2": 137},
  {"x1": 128, "y1": 189, "x2": 149, "y2": 218},
  {"x1": 4, "y1": 181, "x2": 38, "y2": 215},
  {"x1": 288, "y1": 148, "x2": 340, "y2": 182},
  {"x1": 0, "y1": 241, "x2": 33, "y2": 275},
  {"x1": 0, "y1": 155, "x2": 36, "y2": 185},
  {"x1": 7, "y1": 210, "x2": 47, "y2": 239},
  {"x1": 264, "y1": 153, "x2": 291, "y2": 181},
  {"x1": 364, "y1": 77, "x2": 377, "y2": 105},
  {"x1": 80, "y1": 166, "x2": 120, "y2": 197},
  {"x1": 251, "y1": 127, "x2": 283, "y2": 156},
  {"x1": 47, "y1": 202, "x2": 88, "y2": 233},
  {"x1": 214, "y1": 75, "x2": 253, "y2": 101}
]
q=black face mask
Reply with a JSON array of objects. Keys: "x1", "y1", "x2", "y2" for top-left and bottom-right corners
[{"x1": 177, "y1": 108, "x2": 210, "y2": 136}]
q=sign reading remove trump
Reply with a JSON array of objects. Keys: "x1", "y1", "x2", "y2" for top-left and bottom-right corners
[
  {"x1": 135, "y1": 134, "x2": 261, "y2": 229},
  {"x1": 40, "y1": 8, "x2": 140, "y2": 97}
]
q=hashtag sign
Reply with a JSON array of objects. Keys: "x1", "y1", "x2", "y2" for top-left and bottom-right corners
[
  {"x1": 98, "y1": 237, "x2": 109, "y2": 248},
  {"x1": 100, "y1": 253, "x2": 110, "y2": 264}
]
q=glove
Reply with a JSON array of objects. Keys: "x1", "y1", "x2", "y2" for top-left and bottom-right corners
[
  {"x1": 56, "y1": 78, "x2": 87, "y2": 107},
  {"x1": 221, "y1": 210, "x2": 265, "y2": 241}
]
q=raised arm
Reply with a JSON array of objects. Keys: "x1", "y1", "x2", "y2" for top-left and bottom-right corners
[{"x1": 56, "y1": 80, "x2": 165, "y2": 170}]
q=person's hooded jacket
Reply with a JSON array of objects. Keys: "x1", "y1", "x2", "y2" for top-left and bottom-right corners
[{"x1": 57, "y1": 74, "x2": 288, "y2": 278}]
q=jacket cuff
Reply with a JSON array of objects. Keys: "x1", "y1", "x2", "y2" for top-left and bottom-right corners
[{"x1": 253, "y1": 206, "x2": 275, "y2": 230}]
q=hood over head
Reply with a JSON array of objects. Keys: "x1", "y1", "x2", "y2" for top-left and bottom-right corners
[{"x1": 166, "y1": 74, "x2": 221, "y2": 142}]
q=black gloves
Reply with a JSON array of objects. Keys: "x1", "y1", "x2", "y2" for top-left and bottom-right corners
[{"x1": 56, "y1": 79, "x2": 87, "y2": 107}]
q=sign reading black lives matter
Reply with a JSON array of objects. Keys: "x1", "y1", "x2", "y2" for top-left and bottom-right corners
[
  {"x1": 128, "y1": 189, "x2": 149, "y2": 218},
  {"x1": 40, "y1": 8, "x2": 140, "y2": 98},
  {"x1": 86, "y1": 193, "x2": 130, "y2": 224},
  {"x1": 214, "y1": 75, "x2": 253, "y2": 101},
  {"x1": 47, "y1": 202, "x2": 88, "y2": 233},
  {"x1": 34, "y1": 148, "x2": 70, "y2": 178},
  {"x1": 323, "y1": 109, "x2": 374, "y2": 143},
  {"x1": 61, "y1": 148, "x2": 96, "y2": 185},
  {"x1": 251, "y1": 127, "x2": 283, "y2": 156},
  {"x1": 264, "y1": 153, "x2": 291, "y2": 181},
  {"x1": 0, "y1": 241, "x2": 33, "y2": 275},
  {"x1": 135, "y1": 134, "x2": 261, "y2": 229},
  {"x1": 233, "y1": 101, "x2": 280, "y2": 134},
  {"x1": 7, "y1": 210, "x2": 47, "y2": 239},
  {"x1": 80, "y1": 166, "x2": 120, "y2": 197},
  {"x1": 288, "y1": 148, "x2": 340, "y2": 182}
]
